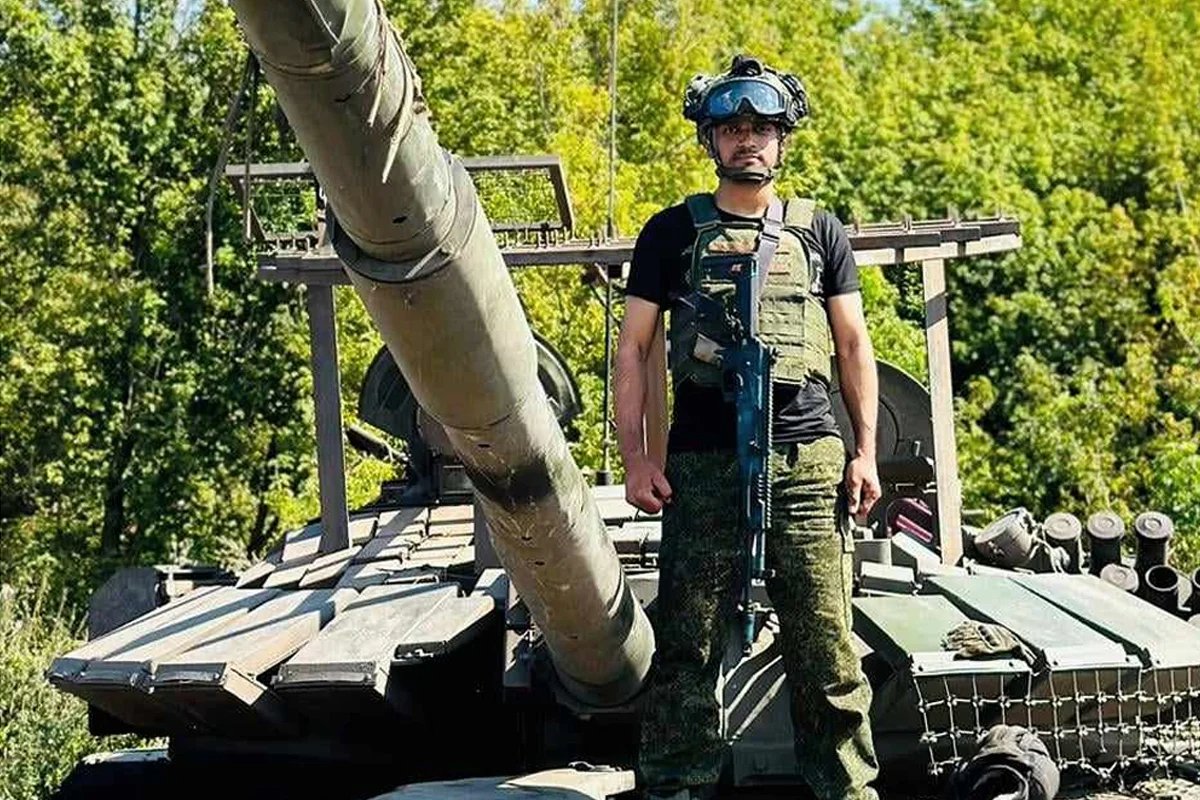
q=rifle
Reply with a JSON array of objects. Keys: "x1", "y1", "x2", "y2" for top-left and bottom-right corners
[{"x1": 702, "y1": 251, "x2": 776, "y2": 654}]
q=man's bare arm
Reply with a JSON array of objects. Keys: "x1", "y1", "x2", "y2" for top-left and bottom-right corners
[
  {"x1": 644, "y1": 316, "x2": 668, "y2": 470},
  {"x1": 616, "y1": 297, "x2": 673, "y2": 512},
  {"x1": 828, "y1": 292, "x2": 881, "y2": 516}
]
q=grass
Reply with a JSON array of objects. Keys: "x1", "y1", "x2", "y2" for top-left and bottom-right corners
[{"x1": 0, "y1": 583, "x2": 146, "y2": 800}]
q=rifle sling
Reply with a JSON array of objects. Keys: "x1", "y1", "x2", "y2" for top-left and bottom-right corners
[{"x1": 755, "y1": 198, "x2": 784, "y2": 305}]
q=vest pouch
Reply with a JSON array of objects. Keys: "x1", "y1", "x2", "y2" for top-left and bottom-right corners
[
  {"x1": 668, "y1": 290, "x2": 732, "y2": 388},
  {"x1": 756, "y1": 242, "x2": 831, "y2": 384},
  {"x1": 801, "y1": 294, "x2": 835, "y2": 381}
]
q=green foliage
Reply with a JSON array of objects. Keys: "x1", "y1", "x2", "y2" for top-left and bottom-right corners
[
  {"x1": 0, "y1": 1, "x2": 320, "y2": 605},
  {"x1": 0, "y1": 0, "x2": 1195, "y2": 584},
  {"x1": 847, "y1": 0, "x2": 1200, "y2": 569},
  {"x1": 0, "y1": 585, "x2": 150, "y2": 799},
  {"x1": 376, "y1": 0, "x2": 1200, "y2": 568}
]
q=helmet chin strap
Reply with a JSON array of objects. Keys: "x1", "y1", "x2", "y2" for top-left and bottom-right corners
[
  {"x1": 708, "y1": 128, "x2": 783, "y2": 185},
  {"x1": 715, "y1": 162, "x2": 776, "y2": 184}
]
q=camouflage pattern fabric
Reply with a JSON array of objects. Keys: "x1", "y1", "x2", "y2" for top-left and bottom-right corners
[{"x1": 639, "y1": 436, "x2": 879, "y2": 799}]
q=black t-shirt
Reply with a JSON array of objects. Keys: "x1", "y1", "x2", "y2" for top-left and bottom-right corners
[{"x1": 626, "y1": 200, "x2": 860, "y2": 452}]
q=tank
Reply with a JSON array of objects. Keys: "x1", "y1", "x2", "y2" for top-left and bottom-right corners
[{"x1": 47, "y1": 3, "x2": 1200, "y2": 797}]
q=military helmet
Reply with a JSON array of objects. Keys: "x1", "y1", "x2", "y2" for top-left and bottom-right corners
[{"x1": 683, "y1": 54, "x2": 810, "y2": 145}]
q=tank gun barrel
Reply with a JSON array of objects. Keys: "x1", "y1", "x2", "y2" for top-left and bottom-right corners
[{"x1": 229, "y1": 0, "x2": 652, "y2": 705}]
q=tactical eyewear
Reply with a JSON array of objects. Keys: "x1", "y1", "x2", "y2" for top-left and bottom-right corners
[{"x1": 702, "y1": 78, "x2": 789, "y2": 122}]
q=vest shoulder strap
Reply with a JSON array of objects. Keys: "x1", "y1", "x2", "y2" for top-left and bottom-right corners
[
  {"x1": 783, "y1": 197, "x2": 817, "y2": 233},
  {"x1": 684, "y1": 193, "x2": 721, "y2": 230},
  {"x1": 685, "y1": 194, "x2": 816, "y2": 233}
]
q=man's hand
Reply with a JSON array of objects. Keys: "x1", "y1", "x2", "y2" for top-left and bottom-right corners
[
  {"x1": 616, "y1": 297, "x2": 671, "y2": 514},
  {"x1": 625, "y1": 455, "x2": 673, "y2": 514},
  {"x1": 844, "y1": 455, "x2": 881, "y2": 520}
]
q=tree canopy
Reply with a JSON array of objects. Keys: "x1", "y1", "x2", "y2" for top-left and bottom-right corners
[{"x1": 1, "y1": 0, "x2": 1198, "y2": 608}]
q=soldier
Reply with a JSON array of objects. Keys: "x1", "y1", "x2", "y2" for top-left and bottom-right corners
[{"x1": 614, "y1": 55, "x2": 882, "y2": 800}]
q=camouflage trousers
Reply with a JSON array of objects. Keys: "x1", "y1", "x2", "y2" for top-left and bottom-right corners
[{"x1": 639, "y1": 436, "x2": 879, "y2": 799}]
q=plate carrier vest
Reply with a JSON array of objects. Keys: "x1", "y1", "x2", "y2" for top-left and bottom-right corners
[{"x1": 667, "y1": 194, "x2": 834, "y2": 389}]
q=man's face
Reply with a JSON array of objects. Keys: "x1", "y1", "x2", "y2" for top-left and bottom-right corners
[{"x1": 712, "y1": 116, "x2": 782, "y2": 172}]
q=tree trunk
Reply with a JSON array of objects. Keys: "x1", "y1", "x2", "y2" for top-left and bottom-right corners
[
  {"x1": 100, "y1": 436, "x2": 134, "y2": 556},
  {"x1": 246, "y1": 435, "x2": 279, "y2": 557}
]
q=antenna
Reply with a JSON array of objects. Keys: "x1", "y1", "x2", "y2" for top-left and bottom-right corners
[
  {"x1": 606, "y1": 0, "x2": 618, "y2": 241},
  {"x1": 598, "y1": 0, "x2": 619, "y2": 486}
]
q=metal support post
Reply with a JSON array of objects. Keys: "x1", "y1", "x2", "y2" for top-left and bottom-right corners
[
  {"x1": 922, "y1": 259, "x2": 963, "y2": 565},
  {"x1": 305, "y1": 285, "x2": 350, "y2": 553}
]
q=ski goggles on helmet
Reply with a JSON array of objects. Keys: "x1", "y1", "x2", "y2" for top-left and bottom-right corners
[{"x1": 700, "y1": 78, "x2": 789, "y2": 122}]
